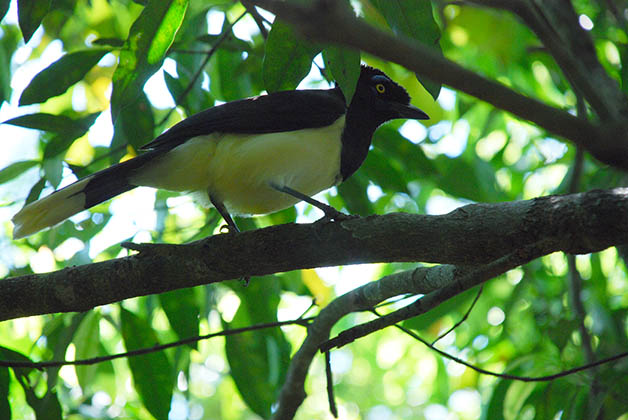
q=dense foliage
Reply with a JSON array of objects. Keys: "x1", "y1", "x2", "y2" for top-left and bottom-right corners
[{"x1": 0, "y1": 0, "x2": 627, "y2": 419}]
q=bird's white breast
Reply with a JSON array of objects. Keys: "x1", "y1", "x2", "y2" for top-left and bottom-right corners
[{"x1": 130, "y1": 115, "x2": 345, "y2": 215}]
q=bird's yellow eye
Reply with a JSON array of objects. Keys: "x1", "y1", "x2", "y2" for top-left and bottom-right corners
[{"x1": 375, "y1": 83, "x2": 386, "y2": 93}]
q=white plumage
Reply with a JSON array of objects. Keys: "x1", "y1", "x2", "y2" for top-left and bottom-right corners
[{"x1": 12, "y1": 178, "x2": 89, "y2": 239}]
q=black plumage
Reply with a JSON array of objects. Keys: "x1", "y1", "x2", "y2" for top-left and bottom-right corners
[{"x1": 12, "y1": 65, "x2": 428, "y2": 238}]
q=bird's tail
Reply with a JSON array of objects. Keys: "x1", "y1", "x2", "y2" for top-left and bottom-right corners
[{"x1": 12, "y1": 152, "x2": 157, "y2": 239}]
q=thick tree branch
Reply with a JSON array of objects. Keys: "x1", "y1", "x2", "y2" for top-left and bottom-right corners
[
  {"x1": 246, "y1": 0, "x2": 628, "y2": 169},
  {"x1": 320, "y1": 241, "x2": 551, "y2": 352},
  {"x1": 1, "y1": 188, "x2": 627, "y2": 322},
  {"x1": 470, "y1": 0, "x2": 628, "y2": 121}
]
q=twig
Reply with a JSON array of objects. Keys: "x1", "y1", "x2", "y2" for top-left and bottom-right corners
[
  {"x1": 168, "y1": 49, "x2": 219, "y2": 55},
  {"x1": 569, "y1": 93, "x2": 603, "y2": 419},
  {"x1": 298, "y1": 299, "x2": 318, "y2": 319},
  {"x1": 377, "y1": 308, "x2": 628, "y2": 382},
  {"x1": 271, "y1": 265, "x2": 452, "y2": 419},
  {"x1": 158, "y1": 11, "x2": 247, "y2": 127},
  {"x1": 321, "y1": 242, "x2": 551, "y2": 352},
  {"x1": 243, "y1": 3, "x2": 269, "y2": 38},
  {"x1": 0, "y1": 317, "x2": 312, "y2": 369},
  {"x1": 431, "y1": 285, "x2": 483, "y2": 345},
  {"x1": 324, "y1": 350, "x2": 338, "y2": 418}
]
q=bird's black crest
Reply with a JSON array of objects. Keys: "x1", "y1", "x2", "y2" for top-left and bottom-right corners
[{"x1": 358, "y1": 65, "x2": 412, "y2": 105}]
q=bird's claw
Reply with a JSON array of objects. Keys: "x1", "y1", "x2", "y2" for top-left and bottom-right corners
[
  {"x1": 317, "y1": 204, "x2": 359, "y2": 223},
  {"x1": 219, "y1": 223, "x2": 240, "y2": 234}
]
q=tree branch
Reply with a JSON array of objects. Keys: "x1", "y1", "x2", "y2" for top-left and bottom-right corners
[
  {"x1": 0, "y1": 317, "x2": 311, "y2": 369},
  {"x1": 470, "y1": 0, "x2": 628, "y2": 121},
  {"x1": 272, "y1": 236, "x2": 582, "y2": 418},
  {"x1": 382, "y1": 311, "x2": 628, "y2": 382},
  {"x1": 2, "y1": 188, "x2": 627, "y2": 321},
  {"x1": 246, "y1": 0, "x2": 628, "y2": 169},
  {"x1": 432, "y1": 284, "x2": 483, "y2": 345},
  {"x1": 320, "y1": 241, "x2": 551, "y2": 352},
  {"x1": 272, "y1": 262, "x2": 455, "y2": 419}
]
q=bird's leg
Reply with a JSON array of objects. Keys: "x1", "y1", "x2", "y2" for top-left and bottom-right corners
[
  {"x1": 209, "y1": 193, "x2": 250, "y2": 285},
  {"x1": 270, "y1": 184, "x2": 350, "y2": 222},
  {"x1": 209, "y1": 194, "x2": 240, "y2": 233}
]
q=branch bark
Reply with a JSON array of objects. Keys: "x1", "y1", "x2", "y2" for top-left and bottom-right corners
[
  {"x1": 2, "y1": 188, "x2": 627, "y2": 322},
  {"x1": 272, "y1": 241, "x2": 549, "y2": 419},
  {"x1": 273, "y1": 264, "x2": 455, "y2": 419},
  {"x1": 246, "y1": 0, "x2": 628, "y2": 169},
  {"x1": 469, "y1": 0, "x2": 628, "y2": 121}
]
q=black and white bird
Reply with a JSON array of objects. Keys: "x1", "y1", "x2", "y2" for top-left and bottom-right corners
[{"x1": 12, "y1": 65, "x2": 429, "y2": 238}]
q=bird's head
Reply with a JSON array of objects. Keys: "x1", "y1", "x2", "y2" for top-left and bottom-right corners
[{"x1": 349, "y1": 65, "x2": 429, "y2": 125}]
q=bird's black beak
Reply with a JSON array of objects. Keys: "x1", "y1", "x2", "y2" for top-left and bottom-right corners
[{"x1": 390, "y1": 102, "x2": 429, "y2": 120}]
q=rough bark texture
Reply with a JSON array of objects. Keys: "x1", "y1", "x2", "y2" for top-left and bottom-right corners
[{"x1": 2, "y1": 188, "x2": 627, "y2": 321}]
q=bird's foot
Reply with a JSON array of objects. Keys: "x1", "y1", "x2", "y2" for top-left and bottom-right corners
[
  {"x1": 219, "y1": 223, "x2": 240, "y2": 234},
  {"x1": 270, "y1": 183, "x2": 357, "y2": 223},
  {"x1": 315, "y1": 202, "x2": 357, "y2": 223},
  {"x1": 121, "y1": 241, "x2": 167, "y2": 255}
]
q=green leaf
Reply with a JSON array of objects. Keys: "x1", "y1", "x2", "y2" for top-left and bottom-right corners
[
  {"x1": 91, "y1": 37, "x2": 125, "y2": 48},
  {"x1": 373, "y1": 0, "x2": 442, "y2": 100},
  {"x1": 0, "y1": 346, "x2": 33, "y2": 373},
  {"x1": 0, "y1": 346, "x2": 63, "y2": 420},
  {"x1": 562, "y1": 388, "x2": 588, "y2": 420},
  {"x1": 224, "y1": 278, "x2": 291, "y2": 418},
  {"x1": 39, "y1": 113, "x2": 101, "y2": 159},
  {"x1": 110, "y1": 0, "x2": 188, "y2": 161},
  {"x1": 32, "y1": 392, "x2": 63, "y2": 420},
  {"x1": 73, "y1": 311, "x2": 102, "y2": 391},
  {"x1": 335, "y1": 173, "x2": 373, "y2": 216},
  {"x1": 262, "y1": 19, "x2": 320, "y2": 92},
  {"x1": 111, "y1": 0, "x2": 188, "y2": 121},
  {"x1": 158, "y1": 288, "x2": 200, "y2": 349},
  {"x1": 503, "y1": 380, "x2": 538, "y2": 420},
  {"x1": 19, "y1": 49, "x2": 109, "y2": 105},
  {"x1": 3, "y1": 112, "x2": 100, "y2": 134},
  {"x1": 17, "y1": 0, "x2": 50, "y2": 43},
  {"x1": 433, "y1": 356, "x2": 450, "y2": 402},
  {"x1": 167, "y1": 6, "x2": 213, "y2": 114},
  {"x1": 434, "y1": 156, "x2": 498, "y2": 202},
  {"x1": 0, "y1": 160, "x2": 38, "y2": 185},
  {"x1": 163, "y1": 70, "x2": 184, "y2": 104},
  {"x1": 0, "y1": 347, "x2": 33, "y2": 420},
  {"x1": 530, "y1": 380, "x2": 578, "y2": 420},
  {"x1": 197, "y1": 33, "x2": 251, "y2": 52},
  {"x1": 120, "y1": 307, "x2": 174, "y2": 420},
  {"x1": 210, "y1": 48, "x2": 251, "y2": 102},
  {"x1": 43, "y1": 138, "x2": 81, "y2": 161},
  {"x1": 110, "y1": 91, "x2": 154, "y2": 162},
  {"x1": 374, "y1": 126, "x2": 437, "y2": 177},
  {"x1": 362, "y1": 147, "x2": 410, "y2": 193},
  {"x1": 0, "y1": 364, "x2": 9, "y2": 420},
  {"x1": 323, "y1": 46, "x2": 360, "y2": 104},
  {"x1": 0, "y1": 25, "x2": 19, "y2": 104},
  {"x1": 25, "y1": 177, "x2": 46, "y2": 205},
  {"x1": 484, "y1": 378, "x2": 510, "y2": 420},
  {"x1": 43, "y1": 155, "x2": 63, "y2": 192}
]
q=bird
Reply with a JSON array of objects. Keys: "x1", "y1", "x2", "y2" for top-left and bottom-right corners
[{"x1": 12, "y1": 65, "x2": 429, "y2": 239}]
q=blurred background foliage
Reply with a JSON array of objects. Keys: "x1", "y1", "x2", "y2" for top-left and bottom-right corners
[{"x1": 0, "y1": 0, "x2": 627, "y2": 419}]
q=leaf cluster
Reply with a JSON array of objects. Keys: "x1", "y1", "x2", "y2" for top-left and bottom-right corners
[{"x1": 0, "y1": 1, "x2": 627, "y2": 420}]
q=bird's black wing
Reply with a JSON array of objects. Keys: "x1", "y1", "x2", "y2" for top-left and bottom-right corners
[{"x1": 141, "y1": 88, "x2": 347, "y2": 151}]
